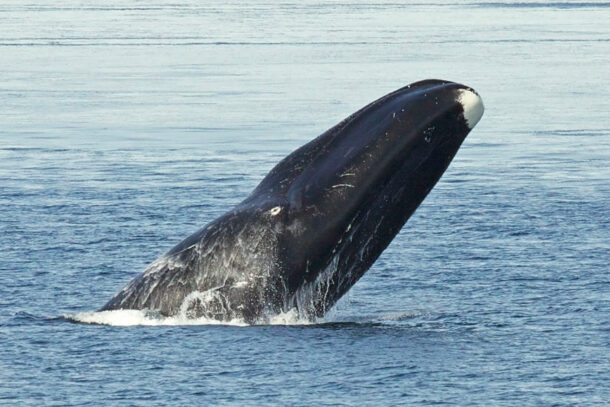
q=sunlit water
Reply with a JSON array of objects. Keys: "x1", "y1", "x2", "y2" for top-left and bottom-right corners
[{"x1": 1, "y1": 0, "x2": 609, "y2": 405}]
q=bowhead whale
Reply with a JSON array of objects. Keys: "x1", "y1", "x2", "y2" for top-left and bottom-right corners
[{"x1": 101, "y1": 79, "x2": 484, "y2": 323}]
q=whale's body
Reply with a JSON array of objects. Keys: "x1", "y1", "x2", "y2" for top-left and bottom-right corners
[{"x1": 101, "y1": 79, "x2": 484, "y2": 323}]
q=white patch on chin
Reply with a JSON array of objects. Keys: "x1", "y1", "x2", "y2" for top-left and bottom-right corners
[{"x1": 457, "y1": 89, "x2": 484, "y2": 129}]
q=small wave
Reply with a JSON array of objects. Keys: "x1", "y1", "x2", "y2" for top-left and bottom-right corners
[
  {"x1": 377, "y1": 311, "x2": 425, "y2": 322},
  {"x1": 64, "y1": 308, "x2": 315, "y2": 327}
]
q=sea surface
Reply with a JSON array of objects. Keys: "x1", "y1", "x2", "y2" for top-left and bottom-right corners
[{"x1": 1, "y1": 0, "x2": 609, "y2": 405}]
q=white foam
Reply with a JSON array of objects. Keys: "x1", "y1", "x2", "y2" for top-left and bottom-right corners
[
  {"x1": 65, "y1": 310, "x2": 247, "y2": 326},
  {"x1": 64, "y1": 309, "x2": 315, "y2": 327},
  {"x1": 267, "y1": 308, "x2": 314, "y2": 325},
  {"x1": 457, "y1": 89, "x2": 484, "y2": 129}
]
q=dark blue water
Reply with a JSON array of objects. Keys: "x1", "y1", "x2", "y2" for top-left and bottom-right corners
[{"x1": 1, "y1": 0, "x2": 609, "y2": 405}]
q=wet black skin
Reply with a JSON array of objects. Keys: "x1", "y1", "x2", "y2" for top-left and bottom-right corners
[{"x1": 101, "y1": 79, "x2": 483, "y2": 323}]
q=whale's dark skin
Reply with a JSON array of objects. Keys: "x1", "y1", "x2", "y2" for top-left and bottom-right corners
[{"x1": 101, "y1": 79, "x2": 484, "y2": 323}]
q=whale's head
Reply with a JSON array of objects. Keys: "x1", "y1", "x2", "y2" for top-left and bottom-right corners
[{"x1": 239, "y1": 79, "x2": 484, "y2": 316}]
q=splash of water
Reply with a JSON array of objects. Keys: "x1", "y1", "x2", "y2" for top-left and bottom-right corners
[
  {"x1": 65, "y1": 307, "x2": 316, "y2": 327},
  {"x1": 65, "y1": 309, "x2": 246, "y2": 326}
]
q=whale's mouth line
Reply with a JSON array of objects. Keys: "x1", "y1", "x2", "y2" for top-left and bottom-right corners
[
  {"x1": 336, "y1": 119, "x2": 452, "y2": 233},
  {"x1": 295, "y1": 101, "x2": 476, "y2": 319},
  {"x1": 291, "y1": 137, "x2": 446, "y2": 318}
]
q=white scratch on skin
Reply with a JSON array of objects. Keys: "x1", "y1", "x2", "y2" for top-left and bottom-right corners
[
  {"x1": 331, "y1": 184, "x2": 355, "y2": 189},
  {"x1": 268, "y1": 206, "x2": 282, "y2": 216},
  {"x1": 171, "y1": 243, "x2": 198, "y2": 256},
  {"x1": 340, "y1": 172, "x2": 356, "y2": 177}
]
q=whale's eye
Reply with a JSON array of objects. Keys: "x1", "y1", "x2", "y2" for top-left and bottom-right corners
[{"x1": 268, "y1": 206, "x2": 282, "y2": 216}]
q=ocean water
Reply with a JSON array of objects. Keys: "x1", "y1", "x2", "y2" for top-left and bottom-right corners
[{"x1": 1, "y1": 0, "x2": 609, "y2": 405}]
